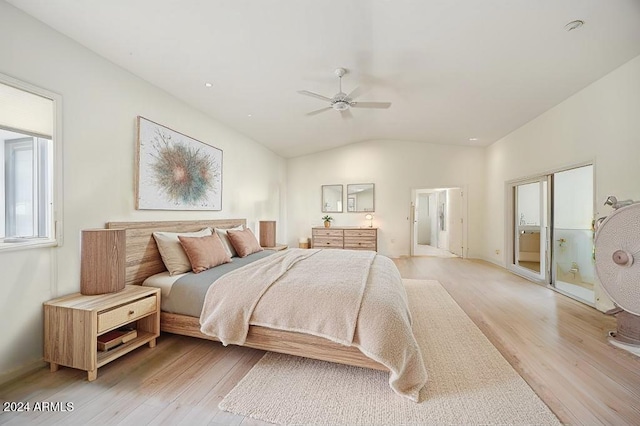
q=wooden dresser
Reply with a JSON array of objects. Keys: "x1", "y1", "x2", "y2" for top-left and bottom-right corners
[{"x1": 311, "y1": 227, "x2": 378, "y2": 251}]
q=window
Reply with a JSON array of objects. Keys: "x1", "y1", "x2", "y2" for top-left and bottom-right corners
[{"x1": 0, "y1": 73, "x2": 62, "y2": 250}]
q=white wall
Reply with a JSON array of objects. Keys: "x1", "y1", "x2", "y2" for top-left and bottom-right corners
[
  {"x1": 287, "y1": 139, "x2": 485, "y2": 257},
  {"x1": 0, "y1": 1, "x2": 286, "y2": 382},
  {"x1": 484, "y1": 54, "x2": 640, "y2": 311}
]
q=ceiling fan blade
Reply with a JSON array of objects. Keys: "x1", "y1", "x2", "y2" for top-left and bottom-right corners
[
  {"x1": 340, "y1": 109, "x2": 353, "y2": 120},
  {"x1": 347, "y1": 86, "x2": 363, "y2": 100},
  {"x1": 351, "y1": 101, "x2": 391, "y2": 109},
  {"x1": 298, "y1": 90, "x2": 332, "y2": 102},
  {"x1": 306, "y1": 107, "x2": 332, "y2": 116}
]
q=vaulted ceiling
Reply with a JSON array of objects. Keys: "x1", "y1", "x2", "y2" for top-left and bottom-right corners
[{"x1": 8, "y1": 0, "x2": 640, "y2": 157}]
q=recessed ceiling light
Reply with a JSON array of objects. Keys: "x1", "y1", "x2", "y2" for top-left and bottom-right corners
[
  {"x1": 469, "y1": 138, "x2": 478, "y2": 141},
  {"x1": 247, "y1": 114, "x2": 252, "y2": 117},
  {"x1": 204, "y1": 82, "x2": 213, "y2": 87},
  {"x1": 564, "y1": 20, "x2": 584, "y2": 32}
]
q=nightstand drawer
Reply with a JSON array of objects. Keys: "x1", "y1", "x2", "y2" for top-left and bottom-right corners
[{"x1": 97, "y1": 295, "x2": 157, "y2": 333}]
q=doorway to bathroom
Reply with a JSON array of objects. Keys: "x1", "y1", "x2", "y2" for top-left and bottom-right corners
[
  {"x1": 507, "y1": 164, "x2": 595, "y2": 305},
  {"x1": 410, "y1": 187, "x2": 466, "y2": 258}
]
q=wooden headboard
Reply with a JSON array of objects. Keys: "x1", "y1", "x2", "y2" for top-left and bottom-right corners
[{"x1": 106, "y1": 219, "x2": 246, "y2": 286}]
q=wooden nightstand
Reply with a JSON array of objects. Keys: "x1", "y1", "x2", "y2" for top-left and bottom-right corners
[{"x1": 44, "y1": 285, "x2": 160, "y2": 381}]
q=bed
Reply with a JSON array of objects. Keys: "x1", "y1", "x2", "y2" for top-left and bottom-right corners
[{"x1": 106, "y1": 219, "x2": 426, "y2": 400}]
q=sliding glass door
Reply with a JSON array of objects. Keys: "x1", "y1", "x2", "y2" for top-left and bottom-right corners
[
  {"x1": 510, "y1": 178, "x2": 548, "y2": 282},
  {"x1": 508, "y1": 164, "x2": 594, "y2": 306},
  {"x1": 550, "y1": 165, "x2": 595, "y2": 304}
]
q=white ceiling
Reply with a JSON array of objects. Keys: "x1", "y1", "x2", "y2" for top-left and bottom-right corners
[{"x1": 8, "y1": 0, "x2": 640, "y2": 158}]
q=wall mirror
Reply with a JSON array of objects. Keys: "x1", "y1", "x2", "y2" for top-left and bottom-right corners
[
  {"x1": 322, "y1": 184, "x2": 343, "y2": 213},
  {"x1": 347, "y1": 183, "x2": 375, "y2": 212}
]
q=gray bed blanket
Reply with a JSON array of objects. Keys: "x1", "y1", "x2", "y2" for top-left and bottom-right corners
[{"x1": 161, "y1": 250, "x2": 274, "y2": 317}]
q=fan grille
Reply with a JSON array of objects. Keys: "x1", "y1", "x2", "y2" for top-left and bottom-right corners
[{"x1": 594, "y1": 203, "x2": 640, "y2": 315}]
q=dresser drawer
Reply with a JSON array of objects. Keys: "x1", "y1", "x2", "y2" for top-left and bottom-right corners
[
  {"x1": 344, "y1": 238, "x2": 377, "y2": 250},
  {"x1": 97, "y1": 295, "x2": 157, "y2": 333},
  {"x1": 313, "y1": 237, "x2": 343, "y2": 248},
  {"x1": 344, "y1": 229, "x2": 376, "y2": 238},
  {"x1": 312, "y1": 228, "x2": 344, "y2": 237}
]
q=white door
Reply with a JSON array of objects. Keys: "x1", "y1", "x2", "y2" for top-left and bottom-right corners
[
  {"x1": 417, "y1": 193, "x2": 431, "y2": 245},
  {"x1": 448, "y1": 189, "x2": 463, "y2": 256},
  {"x1": 412, "y1": 187, "x2": 466, "y2": 258},
  {"x1": 509, "y1": 178, "x2": 548, "y2": 283}
]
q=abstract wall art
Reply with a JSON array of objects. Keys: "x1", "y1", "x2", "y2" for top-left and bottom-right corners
[{"x1": 136, "y1": 116, "x2": 222, "y2": 210}]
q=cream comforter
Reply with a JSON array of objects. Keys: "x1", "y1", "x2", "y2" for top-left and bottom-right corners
[{"x1": 199, "y1": 248, "x2": 427, "y2": 401}]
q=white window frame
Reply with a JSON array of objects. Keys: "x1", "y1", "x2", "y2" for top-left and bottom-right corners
[{"x1": 0, "y1": 72, "x2": 63, "y2": 252}]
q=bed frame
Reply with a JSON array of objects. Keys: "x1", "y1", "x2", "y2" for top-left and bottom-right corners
[{"x1": 106, "y1": 219, "x2": 386, "y2": 371}]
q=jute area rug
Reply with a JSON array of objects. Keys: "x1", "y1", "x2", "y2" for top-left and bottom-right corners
[{"x1": 219, "y1": 279, "x2": 559, "y2": 425}]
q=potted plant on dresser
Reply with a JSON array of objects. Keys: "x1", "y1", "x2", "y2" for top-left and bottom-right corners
[{"x1": 322, "y1": 215, "x2": 333, "y2": 228}]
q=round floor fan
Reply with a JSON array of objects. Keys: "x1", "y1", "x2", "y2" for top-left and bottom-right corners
[{"x1": 594, "y1": 199, "x2": 640, "y2": 356}]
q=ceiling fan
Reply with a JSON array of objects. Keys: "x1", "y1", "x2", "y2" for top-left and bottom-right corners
[{"x1": 298, "y1": 68, "x2": 391, "y2": 117}]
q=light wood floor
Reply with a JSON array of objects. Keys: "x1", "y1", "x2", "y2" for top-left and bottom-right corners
[
  {"x1": 1, "y1": 257, "x2": 639, "y2": 425},
  {"x1": 394, "y1": 257, "x2": 640, "y2": 425}
]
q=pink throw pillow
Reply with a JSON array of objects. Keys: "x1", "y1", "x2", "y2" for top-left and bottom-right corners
[
  {"x1": 178, "y1": 233, "x2": 232, "y2": 273},
  {"x1": 227, "y1": 228, "x2": 264, "y2": 258}
]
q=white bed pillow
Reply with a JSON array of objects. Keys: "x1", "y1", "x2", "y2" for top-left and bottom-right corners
[
  {"x1": 215, "y1": 225, "x2": 244, "y2": 257},
  {"x1": 153, "y1": 227, "x2": 212, "y2": 275}
]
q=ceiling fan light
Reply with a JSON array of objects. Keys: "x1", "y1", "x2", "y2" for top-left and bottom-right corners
[
  {"x1": 332, "y1": 101, "x2": 349, "y2": 111},
  {"x1": 300, "y1": 68, "x2": 390, "y2": 116}
]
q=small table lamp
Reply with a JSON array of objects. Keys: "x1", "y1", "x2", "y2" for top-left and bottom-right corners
[
  {"x1": 365, "y1": 214, "x2": 374, "y2": 228},
  {"x1": 259, "y1": 221, "x2": 276, "y2": 247}
]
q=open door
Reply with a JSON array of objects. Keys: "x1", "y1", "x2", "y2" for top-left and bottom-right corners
[
  {"x1": 508, "y1": 178, "x2": 548, "y2": 283},
  {"x1": 448, "y1": 189, "x2": 463, "y2": 257},
  {"x1": 411, "y1": 187, "x2": 466, "y2": 258}
]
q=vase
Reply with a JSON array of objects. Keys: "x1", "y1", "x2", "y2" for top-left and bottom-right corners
[{"x1": 324, "y1": 221, "x2": 331, "y2": 228}]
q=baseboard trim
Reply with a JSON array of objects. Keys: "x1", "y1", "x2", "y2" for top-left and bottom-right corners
[
  {"x1": 0, "y1": 359, "x2": 46, "y2": 386},
  {"x1": 478, "y1": 255, "x2": 504, "y2": 267}
]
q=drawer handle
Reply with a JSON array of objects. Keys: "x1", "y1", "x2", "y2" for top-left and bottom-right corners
[
  {"x1": 128, "y1": 310, "x2": 135, "y2": 315},
  {"x1": 358, "y1": 242, "x2": 362, "y2": 245},
  {"x1": 326, "y1": 242, "x2": 330, "y2": 245}
]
